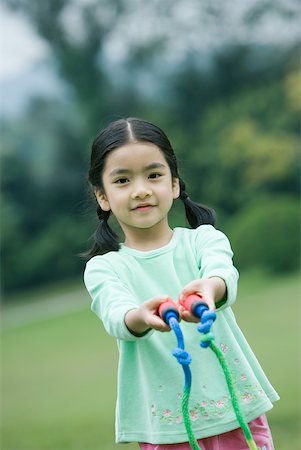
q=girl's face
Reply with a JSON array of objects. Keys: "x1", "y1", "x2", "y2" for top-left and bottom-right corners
[{"x1": 95, "y1": 142, "x2": 180, "y2": 242}]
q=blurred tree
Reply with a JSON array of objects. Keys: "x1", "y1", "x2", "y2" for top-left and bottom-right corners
[
  {"x1": 227, "y1": 196, "x2": 300, "y2": 273},
  {"x1": 171, "y1": 50, "x2": 300, "y2": 216},
  {"x1": 0, "y1": 99, "x2": 94, "y2": 291},
  {"x1": 1, "y1": 0, "x2": 300, "y2": 294},
  {"x1": 4, "y1": 0, "x2": 300, "y2": 128},
  {"x1": 4, "y1": 0, "x2": 143, "y2": 134},
  {"x1": 1, "y1": 0, "x2": 147, "y2": 293}
]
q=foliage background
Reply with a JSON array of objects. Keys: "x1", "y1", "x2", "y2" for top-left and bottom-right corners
[
  {"x1": 1, "y1": 0, "x2": 300, "y2": 294},
  {"x1": 1, "y1": 1, "x2": 300, "y2": 449}
]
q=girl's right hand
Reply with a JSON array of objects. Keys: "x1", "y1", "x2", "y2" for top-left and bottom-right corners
[{"x1": 125, "y1": 296, "x2": 171, "y2": 335}]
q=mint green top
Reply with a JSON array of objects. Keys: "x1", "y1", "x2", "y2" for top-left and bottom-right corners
[{"x1": 84, "y1": 225, "x2": 279, "y2": 444}]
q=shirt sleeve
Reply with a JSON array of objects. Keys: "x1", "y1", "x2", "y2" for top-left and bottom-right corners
[
  {"x1": 84, "y1": 256, "x2": 152, "y2": 341},
  {"x1": 195, "y1": 225, "x2": 239, "y2": 310}
]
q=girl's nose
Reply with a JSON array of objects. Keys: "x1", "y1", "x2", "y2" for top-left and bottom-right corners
[{"x1": 131, "y1": 186, "x2": 152, "y2": 199}]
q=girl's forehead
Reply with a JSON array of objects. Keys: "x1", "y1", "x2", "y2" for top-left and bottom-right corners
[{"x1": 104, "y1": 142, "x2": 167, "y2": 170}]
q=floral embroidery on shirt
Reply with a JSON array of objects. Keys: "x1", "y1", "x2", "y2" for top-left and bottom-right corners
[
  {"x1": 220, "y1": 343, "x2": 229, "y2": 353},
  {"x1": 216, "y1": 399, "x2": 226, "y2": 408},
  {"x1": 157, "y1": 408, "x2": 174, "y2": 424},
  {"x1": 241, "y1": 393, "x2": 253, "y2": 403},
  {"x1": 151, "y1": 342, "x2": 269, "y2": 425},
  {"x1": 162, "y1": 409, "x2": 172, "y2": 417},
  {"x1": 152, "y1": 382, "x2": 267, "y2": 424},
  {"x1": 189, "y1": 410, "x2": 198, "y2": 421}
]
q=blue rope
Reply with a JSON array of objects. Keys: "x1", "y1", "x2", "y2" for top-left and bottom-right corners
[{"x1": 165, "y1": 312, "x2": 201, "y2": 450}]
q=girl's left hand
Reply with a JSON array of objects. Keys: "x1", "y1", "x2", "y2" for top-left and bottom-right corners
[{"x1": 178, "y1": 277, "x2": 226, "y2": 322}]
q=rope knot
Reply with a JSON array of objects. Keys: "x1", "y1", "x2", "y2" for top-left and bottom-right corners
[
  {"x1": 172, "y1": 347, "x2": 192, "y2": 365},
  {"x1": 200, "y1": 332, "x2": 215, "y2": 348}
]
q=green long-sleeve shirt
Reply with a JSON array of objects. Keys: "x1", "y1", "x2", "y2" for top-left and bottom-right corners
[{"x1": 84, "y1": 225, "x2": 279, "y2": 444}]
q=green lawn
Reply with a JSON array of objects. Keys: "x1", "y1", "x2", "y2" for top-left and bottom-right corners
[{"x1": 1, "y1": 271, "x2": 300, "y2": 450}]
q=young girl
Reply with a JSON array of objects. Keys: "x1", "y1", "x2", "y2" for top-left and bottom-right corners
[{"x1": 83, "y1": 118, "x2": 279, "y2": 449}]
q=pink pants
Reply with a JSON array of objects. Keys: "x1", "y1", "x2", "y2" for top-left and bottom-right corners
[{"x1": 139, "y1": 415, "x2": 274, "y2": 450}]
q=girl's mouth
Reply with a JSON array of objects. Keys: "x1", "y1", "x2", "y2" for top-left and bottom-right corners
[{"x1": 133, "y1": 204, "x2": 154, "y2": 212}]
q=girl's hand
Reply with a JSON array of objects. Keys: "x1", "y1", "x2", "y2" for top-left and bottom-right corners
[
  {"x1": 125, "y1": 295, "x2": 171, "y2": 335},
  {"x1": 178, "y1": 277, "x2": 226, "y2": 323}
]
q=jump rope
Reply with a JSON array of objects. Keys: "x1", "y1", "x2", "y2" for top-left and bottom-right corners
[{"x1": 158, "y1": 295, "x2": 258, "y2": 450}]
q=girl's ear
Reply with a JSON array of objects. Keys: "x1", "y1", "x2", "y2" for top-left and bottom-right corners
[
  {"x1": 172, "y1": 177, "x2": 180, "y2": 199},
  {"x1": 95, "y1": 189, "x2": 111, "y2": 211}
]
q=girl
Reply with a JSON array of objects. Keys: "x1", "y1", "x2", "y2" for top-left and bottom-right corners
[{"x1": 83, "y1": 118, "x2": 279, "y2": 449}]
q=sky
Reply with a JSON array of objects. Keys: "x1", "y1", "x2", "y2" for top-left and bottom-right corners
[
  {"x1": 0, "y1": 3, "x2": 49, "y2": 80},
  {"x1": 0, "y1": 4, "x2": 62, "y2": 117}
]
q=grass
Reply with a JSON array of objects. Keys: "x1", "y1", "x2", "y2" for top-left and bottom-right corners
[
  {"x1": 233, "y1": 269, "x2": 301, "y2": 450},
  {"x1": 1, "y1": 270, "x2": 300, "y2": 450}
]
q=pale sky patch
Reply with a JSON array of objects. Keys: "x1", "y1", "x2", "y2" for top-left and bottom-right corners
[{"x1": 0, "y1": 3, "x2": 49, "y2": 80}]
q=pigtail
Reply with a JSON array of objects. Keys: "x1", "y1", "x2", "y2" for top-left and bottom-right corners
[
  {"x1": 83, "y1": 207, "x2": 120, "y2": 258},
  {"x1": 179, "y1": 178, "x2": 216, "y2": 228}
]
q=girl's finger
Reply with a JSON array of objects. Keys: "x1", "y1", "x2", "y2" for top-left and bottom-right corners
[
  {"x1": 149, "y1": 315, "x2": 171, "y2": 331},
  {"x1": 180, "y1": 309, "x2": 200, "y2": 323},
  {"x1": 180, "y1": 282, "x2": 203, "y2": 298},
  {"x1": 143, "y1": 295, "x2": 169, "y2": 313}
]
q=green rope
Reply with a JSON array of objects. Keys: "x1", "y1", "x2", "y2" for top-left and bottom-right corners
[
  {"x1": 181, "y1": 384, "x2": 201, "y2": 450},
  {"x1": 163, "y1": 300, "x2": 259, "y2": 450},
  {"x1": 202, "y1": 334, "x2": 258, "y2": 450}
]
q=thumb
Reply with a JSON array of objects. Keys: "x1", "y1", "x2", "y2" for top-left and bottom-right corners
[
  {"x1": 180, "y1": 281, "x2": 202, "y2": 299},
  {"x1": 148, "y1": 295, "x2": 170, "y2": 310},
  {"x1": 143, "y1": 295, "x2": 171, "y2": 314}
]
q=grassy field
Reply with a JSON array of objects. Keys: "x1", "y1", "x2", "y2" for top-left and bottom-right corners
[{"x1": 1, "y1": 270, "x2": 300, "y2": 450}]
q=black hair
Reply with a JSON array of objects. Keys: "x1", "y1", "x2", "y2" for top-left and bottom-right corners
[{"x1": 84, "y1": 117, "x2": 215, "y2": 258}]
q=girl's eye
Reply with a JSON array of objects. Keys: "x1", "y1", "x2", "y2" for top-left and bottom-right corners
[
  {"x1": 149, "y1": 172, "x2": 162, "y2": 179},
  {"x1": 115, "y1": 178, "x2": 129, "y2": 184}
]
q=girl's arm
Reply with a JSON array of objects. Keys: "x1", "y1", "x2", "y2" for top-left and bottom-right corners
[
  {"x1": 179, "y1": 226, "x2": 239, "y2": 322},
  {"x1": 84, "y1": 257, "x2": 172, "y2": 340}
]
